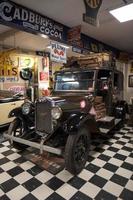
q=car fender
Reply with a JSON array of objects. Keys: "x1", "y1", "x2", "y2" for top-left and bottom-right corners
[
  {"x1": 116, "y1": 100, "x2": 129, "y2": 113},
  {"x1": 64, "y1": 113, "x2": 98, "y2": 134},
  {"x1": 8, "y1": 107, "x2": 22, "y2": 118}
]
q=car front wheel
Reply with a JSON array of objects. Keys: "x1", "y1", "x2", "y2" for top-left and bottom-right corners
[{"x1": 65, "y1": 126, "x2": 90, "y2": 175}]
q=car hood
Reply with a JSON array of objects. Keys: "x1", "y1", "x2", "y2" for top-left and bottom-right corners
[{"x1": 48, "y1": 93, "x2": 93, "y2": 112}]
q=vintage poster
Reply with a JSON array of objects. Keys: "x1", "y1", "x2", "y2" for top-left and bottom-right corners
[{"x1": 38, "y1": 56, "x2": 49, "y2": 92}]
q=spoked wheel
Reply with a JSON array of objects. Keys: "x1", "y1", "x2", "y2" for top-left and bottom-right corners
[
  {"x1": 65, "y1": 126, "x2": 90, "y2": 175},
  {"x1": 8, "y1": 118, "x2": 28, "y2": 150}
]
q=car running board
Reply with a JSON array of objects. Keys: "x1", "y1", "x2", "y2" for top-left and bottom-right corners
[{"x1": 99, "y1": 118, "x2": 121, "y2": 134}]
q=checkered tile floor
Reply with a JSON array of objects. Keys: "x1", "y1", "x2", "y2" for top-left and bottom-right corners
[{"x1": 0, "y1": 126, "x2": 133, "y2": 200}]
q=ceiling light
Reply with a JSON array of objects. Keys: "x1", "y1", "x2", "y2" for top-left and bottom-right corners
[
  {"x1": 47, "y1": 45, "x2": 51, "y2": 49},
  {"x1": 40, "y1": 34, "x2": 49, "y2": 39},
  {"x1": 109, "y1": 3, "x2": 133, "y2": 22}
]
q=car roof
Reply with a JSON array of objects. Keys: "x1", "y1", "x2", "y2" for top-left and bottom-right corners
[{"x1": 55, "y1": 67, "x2": 122, "y2": 74}]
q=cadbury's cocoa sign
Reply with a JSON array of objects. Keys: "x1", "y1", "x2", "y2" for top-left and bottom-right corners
[{"x1": 0, "y1": 0, "x2": 64, "y2": 40}]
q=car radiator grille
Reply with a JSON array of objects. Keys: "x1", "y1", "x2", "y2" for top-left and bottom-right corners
[{"x1": 35, "y1": 101, "x2": 53, "y2": 134}]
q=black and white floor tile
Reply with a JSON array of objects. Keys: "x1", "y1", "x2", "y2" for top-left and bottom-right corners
[{"x1": 0, "y1": 126, "x2": 133, "y2": 200}]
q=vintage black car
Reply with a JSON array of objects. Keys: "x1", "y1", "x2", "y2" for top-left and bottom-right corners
[{"x1": 5, "y1": 67, "x2": 128, "y2": 175}]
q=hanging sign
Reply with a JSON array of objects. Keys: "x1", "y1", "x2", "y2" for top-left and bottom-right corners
[
  {"x1": 72, "y1": 47, "x2": 83, "y2": 54},
  {"x1": 83, "y1": 0, "x2": 103, "y2": 26},
  {"x1": 50, "y1": 42, "x2": 67, "y2": 63},
  {"x1": 81, "y1": 34, "x2": 119, "y2": 56},
  {"x1": 36, "y1": 51, "x2": 50, "y2": 57},
  {"x1": 72, "y1": 47, "x2": 89, "y2": 55},
  {"x1": 0, "y1": 0, "x2": 65, "y2": 40}
]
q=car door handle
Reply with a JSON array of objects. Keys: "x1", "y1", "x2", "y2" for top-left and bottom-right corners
[{"x1": 11, "y1": 103, "x2": 16, "y2": 106}]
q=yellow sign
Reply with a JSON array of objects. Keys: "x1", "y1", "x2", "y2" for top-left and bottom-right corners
[
  {"x1": 19, "y1": 57, "x2": 35, "y2": 69},
  {"x1": 0, "y1": 66, "x2": 18, "y2": 77},
  {"x1": 0, "y1": 52, "x2": 19, "y2": 82}
]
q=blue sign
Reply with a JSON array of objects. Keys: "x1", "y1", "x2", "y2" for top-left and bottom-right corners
[
  {"x1": 0, "y1": 0, "x2": 68, "y2": 41},
  {"x1": 0, "y1": 0, "x2": 119, "y2": 56},
  {"x1": 81, "y1": 34, "x2": 119, "y2": 56}
]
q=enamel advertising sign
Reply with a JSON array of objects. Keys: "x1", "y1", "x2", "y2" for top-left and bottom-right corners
[
  {"x1": 83, "y1": 0, "x2": 103, "y2": 26},
  {"x1": 50, "y1": 42, "x2": 67, "y2": 64},
  {"x1": 0, "y1": 0, "x2": 65, "y2": 40}
]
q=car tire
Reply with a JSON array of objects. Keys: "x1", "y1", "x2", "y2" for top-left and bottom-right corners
[
  {"x1": 8, "y1": 118, "x2": 28, "y2": 150},
  {"x1": 65, "y1": 126, "x2": 90, "y2": 175},
  {"x1": 115, "y1": 120, "x2": 124, "y2": 131}
]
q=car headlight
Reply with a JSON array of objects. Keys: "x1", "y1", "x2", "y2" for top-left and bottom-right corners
[
  {"x1": 22, "y1": 102, "x2": 31, "y2": 115},
  {"x1": 51, "y1": 106, "x2": 62, "y2": 119}
]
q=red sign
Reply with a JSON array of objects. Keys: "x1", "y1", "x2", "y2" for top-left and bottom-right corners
[
  {"x1": 50, "y1": 42, "x2": 67, "y2": 63},
  {"x1": 40, "y1": 72, "x2": 49, "y2": 81}
]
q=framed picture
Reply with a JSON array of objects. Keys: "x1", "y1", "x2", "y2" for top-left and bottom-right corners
[{"x1": 128, "y1": 75, "x2": 133, "y2": 87}]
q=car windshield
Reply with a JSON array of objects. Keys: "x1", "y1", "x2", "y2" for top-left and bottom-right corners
[{"x1": 55, "y1": 71, "x2": 95, "y2": 91}]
